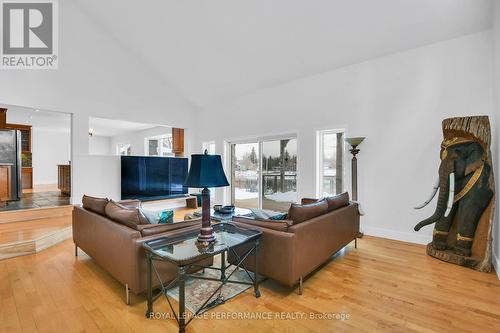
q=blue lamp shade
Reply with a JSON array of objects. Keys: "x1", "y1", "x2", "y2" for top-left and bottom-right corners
[{"x1": 184, "y1": 153, "x2": 229, "y2": 188}]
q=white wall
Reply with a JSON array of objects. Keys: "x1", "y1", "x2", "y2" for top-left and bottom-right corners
[
  {"x1": 31, "y1": 128, "x2": 71, "y2": 185},
  {"x1": 89, "y1": 136, "x2": 111, "y2": 156},
  {"x1": 194, "y1": 31, "x2": 495, "y2": 246},
  {"x1": 109, "y1": 126, "x2": 171, "y2": 156},
  {"x1": 0, "y1": 1, "x2": 197, "y2": 202}
]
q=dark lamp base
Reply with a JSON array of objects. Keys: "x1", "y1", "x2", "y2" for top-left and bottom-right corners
[{"x1": 197, "y1": 229, "x2": 216, "y2": 244}]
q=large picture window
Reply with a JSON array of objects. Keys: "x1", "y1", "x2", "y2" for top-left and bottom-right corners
[
  {"x1": 230, "y1": 137, "x2": 297, "y2": 212},
  {"x1": 317, "y1": 129, "x2": 345, "y2": 197}
]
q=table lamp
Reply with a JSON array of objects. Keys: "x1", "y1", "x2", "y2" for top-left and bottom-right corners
[{"x1": 184, "y1": 150, "x2": 229, "y2": 244}]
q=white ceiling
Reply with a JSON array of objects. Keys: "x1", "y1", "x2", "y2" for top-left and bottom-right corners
[
  {"x1": 89, "y1": 117, "x2": 169, "y2": 137},
  {"x1": 1, "y1": 104, "x2": 71, "y2": 132},
  {"x1": 75, "y1": 0, "x2": 492, "y2": 107}
]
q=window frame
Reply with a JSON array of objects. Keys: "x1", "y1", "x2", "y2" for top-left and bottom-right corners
[
  {"x1": 144, "y1": 134, "x2": 173, "y2": 156},
  {"x1": 316, "y1": 128, "x2": 346, "y2": 198},
  {"x1": 227, "y1": 134, "x2": 298, "y2": 210},
  {"x1": 116, "y1": 143, "x2": 131, "y2": 156}
]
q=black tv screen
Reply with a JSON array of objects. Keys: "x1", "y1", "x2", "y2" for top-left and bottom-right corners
[{"x1": 121, "y1": 156, "x2": 188, "y2": 200}]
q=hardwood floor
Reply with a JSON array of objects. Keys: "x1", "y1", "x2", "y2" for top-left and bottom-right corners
[
  {"x1": 0, "y1": 216, "x2": 72, "y2": 260},
  {"x1": 1, "y1": 218, "x2": 499, "y2": 332}
]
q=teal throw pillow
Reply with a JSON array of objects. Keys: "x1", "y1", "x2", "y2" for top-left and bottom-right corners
[
  {"x1": 250, "y1": 208, "x2": 286, "y2": 220},
  {"x1": 141, "y1": 209, "x2": 174, "y2": 224},
  {"x1": 269, "y1": 213, "x2": 287, "y2": 220}
]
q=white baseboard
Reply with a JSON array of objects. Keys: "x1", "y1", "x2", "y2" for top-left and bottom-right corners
[
  {"x1": 364, "y1": 226, "x2": 500, "y2": 280},
  {"x1": 363, "y1": 226, "x2": 431, "y2": 245},
  {"x1": 493, "y1": 253, "x2": 500, "y2": 280}
]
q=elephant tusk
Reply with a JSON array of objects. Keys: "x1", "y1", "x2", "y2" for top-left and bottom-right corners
[
  {"x1": 414, "y1": 177, "x2": 440, "y2": 209},
  {"x1": 444, "y1": 173, "x2": 455, "y2": 217}
]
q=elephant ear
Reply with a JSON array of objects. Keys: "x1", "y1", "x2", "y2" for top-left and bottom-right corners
[{"x1": 464, "y1": 143, "x2": 485, "y2": 176}]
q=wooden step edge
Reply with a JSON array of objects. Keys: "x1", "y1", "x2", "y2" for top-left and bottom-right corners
[{"x1": 0, "y1": 205, "x2": 74, "y2": 224}]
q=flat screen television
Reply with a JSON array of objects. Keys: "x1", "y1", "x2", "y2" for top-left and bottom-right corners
[{"x1": 121, "y1": 156, "x2": 188, "y2": 201}]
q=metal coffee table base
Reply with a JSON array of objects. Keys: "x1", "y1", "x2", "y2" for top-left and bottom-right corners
[{"x1": 145, "y1": 240, "x2": 261, "y2": 333}]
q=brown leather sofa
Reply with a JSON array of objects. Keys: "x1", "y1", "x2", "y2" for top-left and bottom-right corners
[
  {"x1": 231, "y1": 192, "x2": 359, "y2": 294},
  {"x1": 72, "y1": 195, "x2": 207, "y2": 304}
]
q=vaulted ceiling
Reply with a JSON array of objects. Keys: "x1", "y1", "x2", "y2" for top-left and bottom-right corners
[{"x1": 74, "y1": 0, "x2": 492, "y2": 108}]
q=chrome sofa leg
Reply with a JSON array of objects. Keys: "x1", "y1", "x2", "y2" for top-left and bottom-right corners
[
  {"x1": 298, "y1": 276, "x2": 303, "y2": 295},
  {"x1": 75, "y1": 244, "x2": 78, "y2": 257},
  {"x1": 125, "y1": 284, "x2": 130, "y2": 305}
]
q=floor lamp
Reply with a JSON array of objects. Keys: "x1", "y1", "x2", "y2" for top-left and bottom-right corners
[{"x1": 345, "y1": 137, "x2": 365, "y2": 238}]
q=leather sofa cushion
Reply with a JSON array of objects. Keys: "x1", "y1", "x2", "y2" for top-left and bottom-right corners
[
  {"x1": 287, "y1": 199, "x2": 329, "y2": 224},
  {"x1": 138, "y1": 218, "x2": 202, "y2": 237},
  {"x1": 300, "y1": 192, "x2": 350, "y2": 212},
  {"x1": 301, "y1": 198, "x2": 318, "y2": 205},
  {"x1": 105, "y1": 200, "x2": 149, "y2": 229},
  {"x1": 82, "y1": 195, "x2": 109, "y2": 215},
  {"x1": 232, "y1": 216, "x2": 293, "y2": 232},
  {"x1": 326, "y1": 192, "x2": 350, "y2": 212}
]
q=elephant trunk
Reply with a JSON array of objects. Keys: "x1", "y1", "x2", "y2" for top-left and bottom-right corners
[{"x1": 414, "y1": 172, "x2": 450, "y2": 231}]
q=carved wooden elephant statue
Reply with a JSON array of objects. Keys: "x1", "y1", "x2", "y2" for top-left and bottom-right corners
[{"x1": 414, "y1": 138, "x2": 493, "y2": 257}]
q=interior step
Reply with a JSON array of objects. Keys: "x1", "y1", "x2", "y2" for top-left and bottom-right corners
[
  {"x1": 0, "y1": 215, "x2": 73, "y2": 260},
  {"x1": 0, "y1": 205, "x2": 73, "y2": 224}
]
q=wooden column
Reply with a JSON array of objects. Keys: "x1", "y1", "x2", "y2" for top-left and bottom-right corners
[
  {"x1": 172, "y1": 128, "x2": 184, "y2": 157},
  {"x1": 0, "y1": 108, "x2": 7, "y2": 129}
]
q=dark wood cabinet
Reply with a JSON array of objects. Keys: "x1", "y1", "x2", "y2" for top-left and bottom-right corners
[
  {"x1": 21, "y1": 168, "x2": 33, "y2": 190},
  {"x1": 0, "y1": 108, "x2": 6, "y2": 128},
  {"x1": 0, "y1": 165, "x2": 11, "y2": 207},
  {"x1": 172, "y1": 128, "x2": 184, "y2": 156},
  {"x1": 58, "y1": 165, "x2": 71, "y2": 196}
]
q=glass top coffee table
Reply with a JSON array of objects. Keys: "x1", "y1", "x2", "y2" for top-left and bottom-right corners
[
  {"x1": 143, "y1": 222, "x2": 262, "y2": 333},
  {"x1": 193, "y1": 207, "x2": 253, "y2": 222}
]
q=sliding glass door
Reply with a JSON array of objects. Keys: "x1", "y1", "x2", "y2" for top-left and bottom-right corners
[
  {"x1": 231, "y1": 137, "x2": 297, "y2": 212},
  {"x1": 231, "y1": 142, "x2": 260, "y2": 209},
  {"x1": 262, "y1": 139, "x2": 297, "y2": 211}
]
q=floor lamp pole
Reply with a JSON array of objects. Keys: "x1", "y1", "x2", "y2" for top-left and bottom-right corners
[
  {"x1": 350, "y1": 148, "x2": 359, "y2": 202},
  {"x1": 345, "y1": 137, "x2": 365, "y2": 239}
]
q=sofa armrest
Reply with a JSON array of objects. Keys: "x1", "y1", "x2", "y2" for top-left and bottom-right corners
[
  {"x1": 230, "y1": 221, "x2": 298, "y2": 287},
  {"x1": 132, "y1": 225, "x2": 213, "y2": 294},
  {"x1": 232, "y1": 216, "x2": 293, "y2": 232},
  {"x1": 288, "y1": 204, "x2": 359, "y2": 278}
]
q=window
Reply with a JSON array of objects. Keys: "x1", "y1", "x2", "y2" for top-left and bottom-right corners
[
  {"x1": 230, "y1": 137, "x2": 297, "y2": 212},
  {"x1": 116, "y1": 143, "x2": 131, "y2": 156},
  {"x1": 145, "y1": 134, "x2": 173, "y2": 156},
  {"x1": 317, "y1": 129, "x2": 345, "y2": 197}
]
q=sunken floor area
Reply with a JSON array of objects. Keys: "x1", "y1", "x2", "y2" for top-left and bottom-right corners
[
  {"x1": 0, "y1": 191, "x2": 70, "y2": 212},
  {"x1": 1, "y1": 230, "x2": 499, "y2": 332}
]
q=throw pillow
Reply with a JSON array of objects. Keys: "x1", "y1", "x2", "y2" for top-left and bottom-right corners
[
  {"x1": 250, "y1": 208, "x2": 286, "y2": 220},
  {"x1": 269, "y1": 213, "x2": 288, "y2": 220},
  {"x1": 105, "y1": 200, "x2": 149, "y2": 229},
  {"x1": 82, "y1": 195, "x2": 109, "y2": 215},
  {"x1": 287, "y1": 198, "x2": 329, "y2": 224},
  {"x1": 141, "y1": 209, "x2": 174, "y2": 224},
  {"x1": 325, "y1": 192, "x2": 350, "y2": 212}
]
